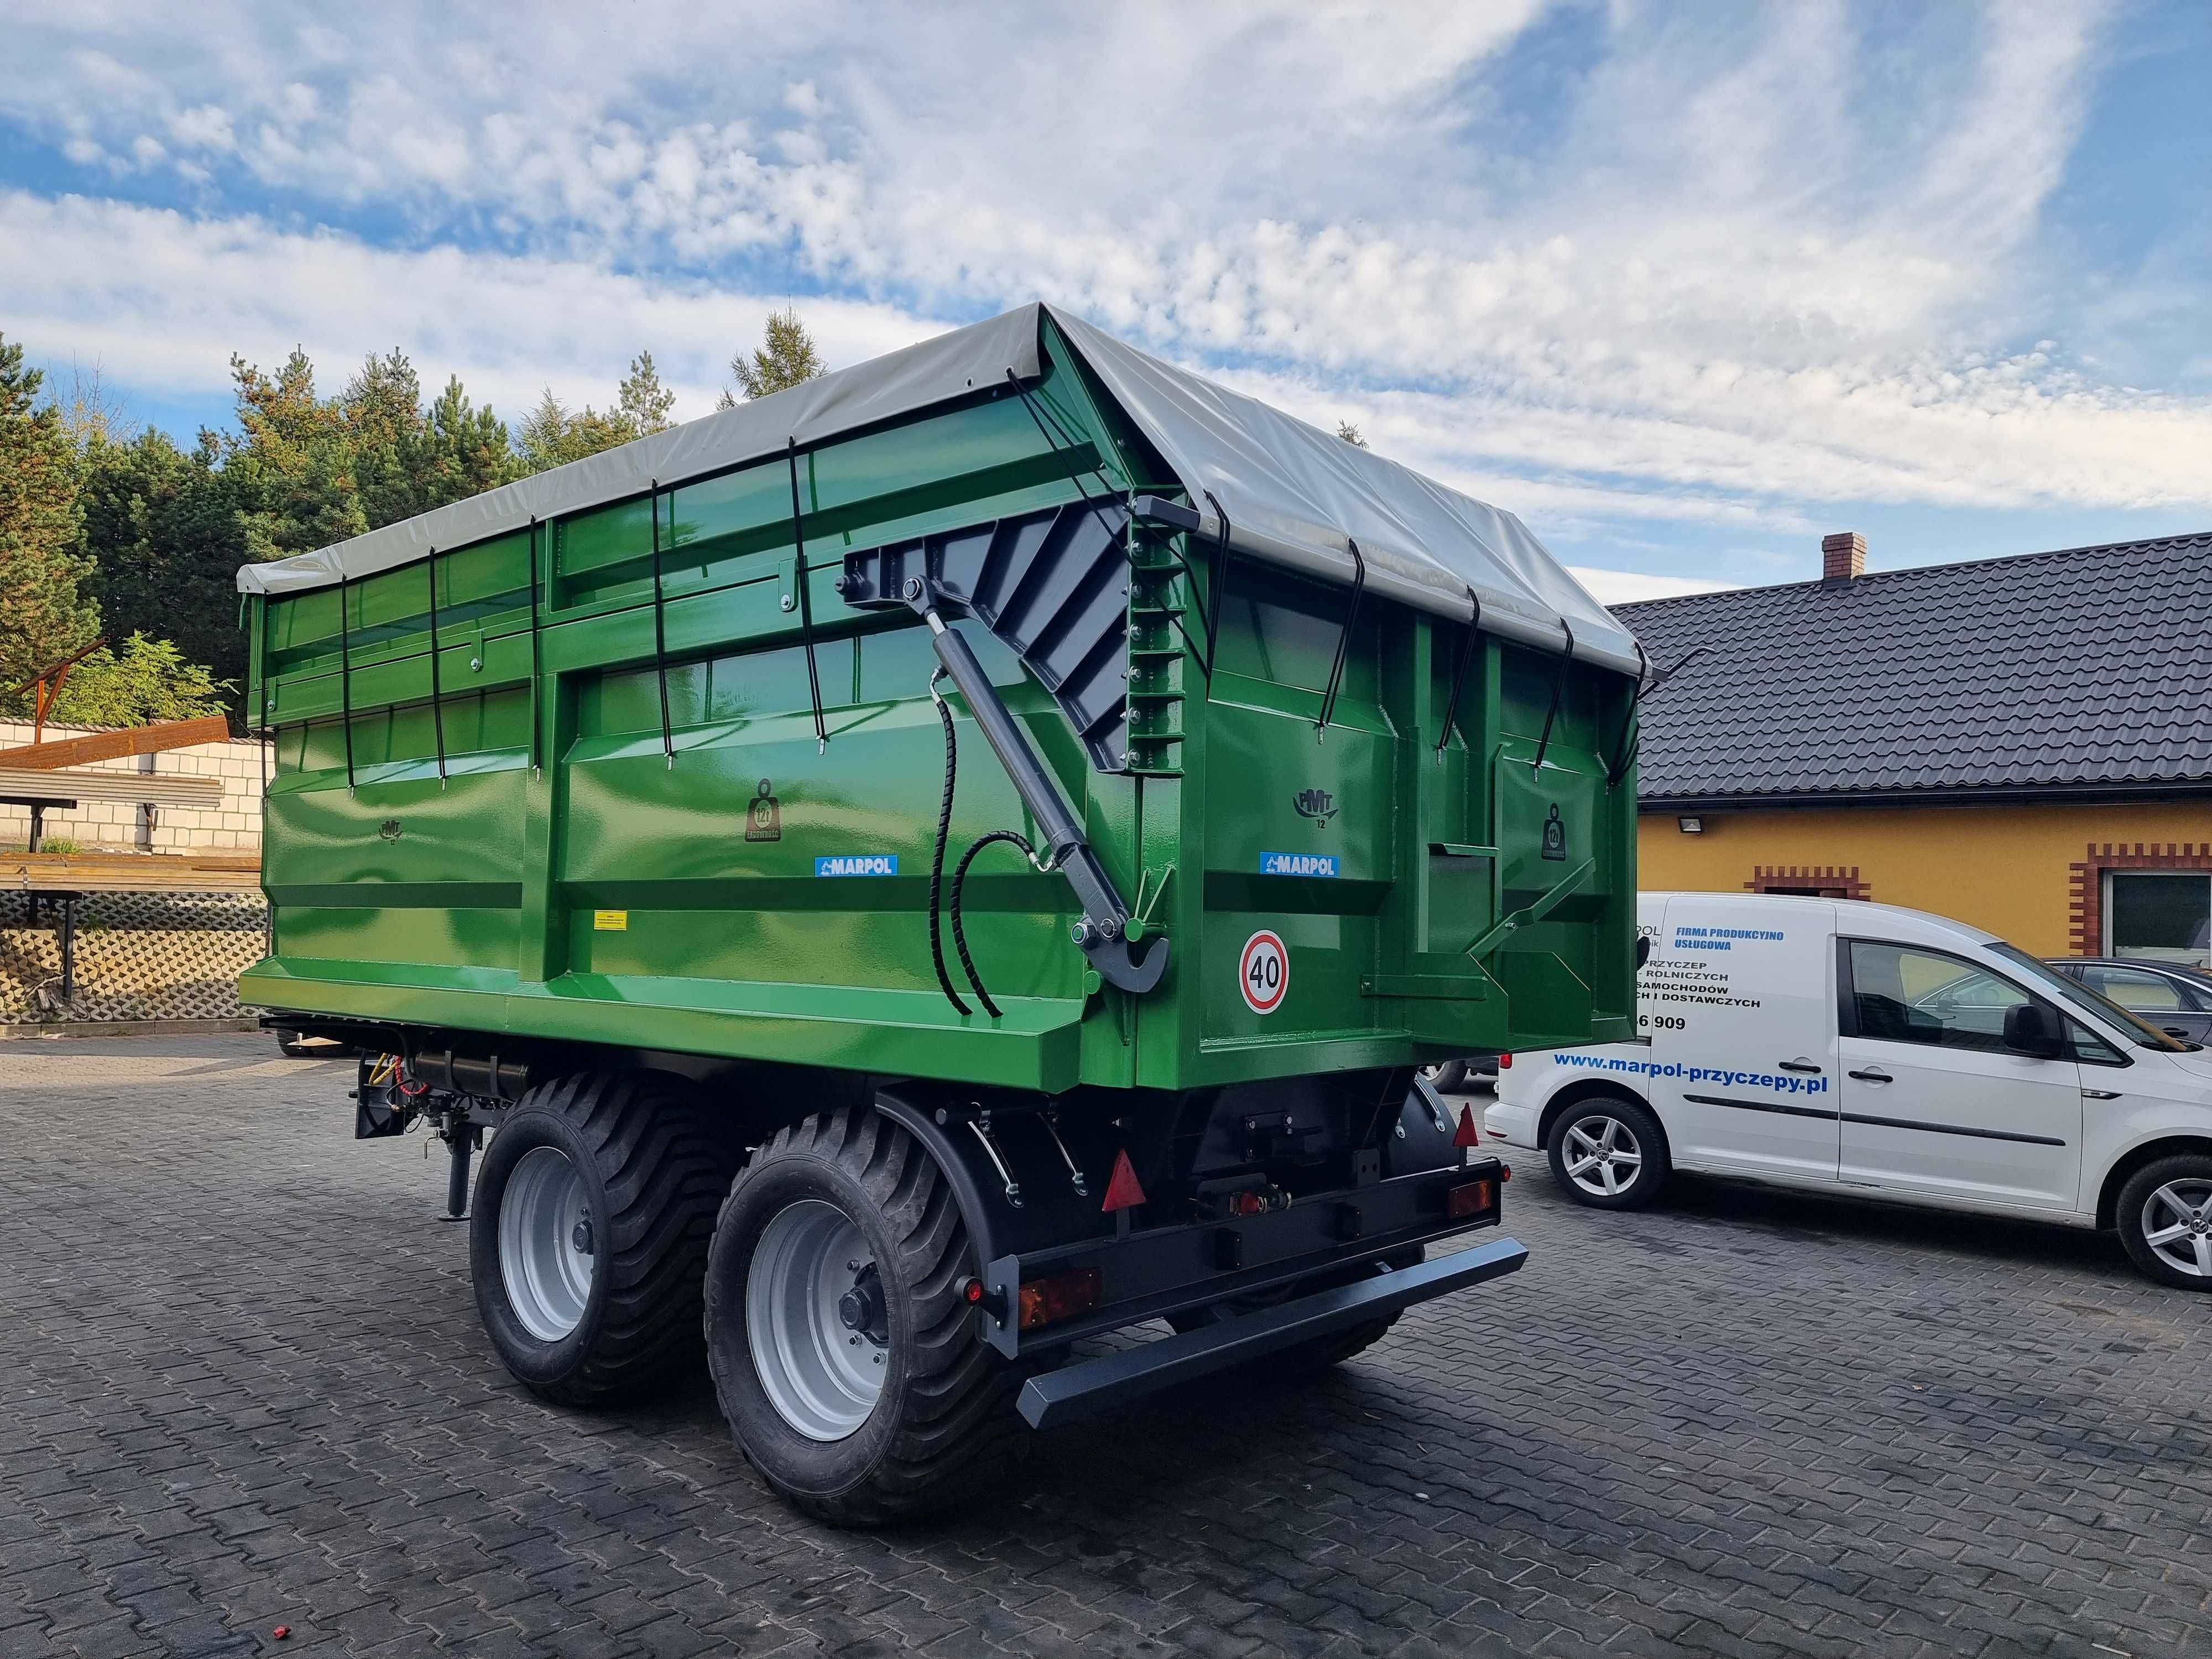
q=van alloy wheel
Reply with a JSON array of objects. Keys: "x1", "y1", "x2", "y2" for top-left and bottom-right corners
[
  {"x1": 1545, "y1": 1095, "x2": 1668, "y2": 1211},
  {"x1": 1562, "y1": 1114, "x2": 1642, "y2": 1198},
  {"x1": 2138, "y1": 1178, "x2": 2212, "y2": 1279}
]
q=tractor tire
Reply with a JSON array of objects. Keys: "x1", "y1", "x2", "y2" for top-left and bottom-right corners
[
  {"x1": 469, "y1": 1070, "x2": 738, "y2": 1406},
  {"x1": 703, "y1": 1105, "x2": 1024, "y2": 1526}
]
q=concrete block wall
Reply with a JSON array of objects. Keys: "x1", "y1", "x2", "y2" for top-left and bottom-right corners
[{"x1": 0, "y1": 719, "x2": 268, "y2": 854}]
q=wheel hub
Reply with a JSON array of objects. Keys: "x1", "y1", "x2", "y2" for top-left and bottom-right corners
[
  {"x1": 837, "y1": 1264, "x2": 889, "y2": 1345},
  {"x1": 498, "y1": 1146, "x2": 596, "y2": 1342},
  {"x1": 746, "y1": 1200, "x2": 888, "y2": 1442}
]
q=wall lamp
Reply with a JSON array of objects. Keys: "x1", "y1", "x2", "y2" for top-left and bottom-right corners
[{"x1": 1678, "y1": 816, "x2": 1704, "y2": 834}]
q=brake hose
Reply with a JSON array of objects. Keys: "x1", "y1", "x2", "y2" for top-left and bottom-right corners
[
  {"x1": 950, "y1": 830, "x2": 1041, "y2": 1021},
  {"x1": 927, "y1": 673, "x2": 972, "y2": 1017}
]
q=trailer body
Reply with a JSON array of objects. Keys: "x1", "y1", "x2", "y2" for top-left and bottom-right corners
[{"x1": 241, "y1": 304, "x2": 1642, "y2": 1519}]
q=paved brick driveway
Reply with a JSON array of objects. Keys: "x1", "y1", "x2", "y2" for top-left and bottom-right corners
[{"x1": 3, "y1": 1034, "x2": 2208, "y2": 1658}]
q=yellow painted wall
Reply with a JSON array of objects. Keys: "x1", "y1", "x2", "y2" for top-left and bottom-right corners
[{"x1": 1637, "y1": 801, "x2": 2212, "y2": 957}]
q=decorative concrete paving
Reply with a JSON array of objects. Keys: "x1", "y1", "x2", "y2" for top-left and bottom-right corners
[{"x1": 2, "y1": 1034, "x2": 2208, "y2": 1657}]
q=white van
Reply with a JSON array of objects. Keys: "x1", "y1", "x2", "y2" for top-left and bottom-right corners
[{"x1": 1485, "y1": 892, "x2": 2212, "y2": 1290}]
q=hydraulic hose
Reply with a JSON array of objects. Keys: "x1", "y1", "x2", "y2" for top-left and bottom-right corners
[
  {"x1": 927, "y1": 675, "x2": 972, "y2": 1017},
  {"x1": 950, "y1": 830, "x2": 1041, "y2": 1021}
]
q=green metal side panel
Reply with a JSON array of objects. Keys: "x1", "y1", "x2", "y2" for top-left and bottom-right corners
[{"x1": 243, "y1": 318, "x2": 1640, "y2": 1089}]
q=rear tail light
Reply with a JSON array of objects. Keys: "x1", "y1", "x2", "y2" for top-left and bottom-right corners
[
  {"x1": 1496, "y1": 1051, "x2": 1512, "y2": 1070},
  {"x1": 1447, "y1": 1178, "x2": 1495, "y2": 1219},
  {"x1": 1018, "y1": 1266, "x2": 1103, "y2": 1332}
]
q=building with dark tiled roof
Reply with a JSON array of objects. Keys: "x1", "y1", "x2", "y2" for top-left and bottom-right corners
[{"x1": 1616, "y1": 529, "x2": 2212, "y2": 961}]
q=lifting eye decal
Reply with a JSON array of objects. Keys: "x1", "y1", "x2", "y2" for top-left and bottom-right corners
[
  {"x1": 745, "y1": 778, "x2": 781, "y2": 843},
  {"x1": 1542, "y1": 803, "x2": 1568, "y2": 861}
]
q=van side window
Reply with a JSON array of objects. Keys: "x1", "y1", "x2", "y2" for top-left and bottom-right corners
[{"x1": 1843, "y1": 941, "x2": 2034, "y2": 1053}]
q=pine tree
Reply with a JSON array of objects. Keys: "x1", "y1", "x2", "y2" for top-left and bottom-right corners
[
  {"x1": 719, "y1": 308, "x2": 826, "y2": 408},
  {"x1": 617, "y1": 351, "x2": 677, "y2": 436},
  {"x1": 414, "y1": 375, "x2": 520, "y2": 508},
  {"x1": 343, "y1": 349, "x2": 429, "y2": 529},
  {"x1": 0, "y1": 333, "x2": 101, "y2": 705},
  {"x1": 226, "y1": 349, "x2": 368, "y2": 561},
  {"x1": 79, "y1": 427, "x2": 247, "y2": 713},
  {"x1": 515, "y1": 388, "x2": 635, "y2": 473}
]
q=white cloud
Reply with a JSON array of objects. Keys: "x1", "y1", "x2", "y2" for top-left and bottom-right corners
[
  {"x1": 1571, "y1": 567, "x2": 1739, "y2": 606},
  {"x1": 0, "y1": 191, "x2": 950, "y2": 424},
  {"x1": 2, "y1": 0, "x2": 2206, "y2": 549}
]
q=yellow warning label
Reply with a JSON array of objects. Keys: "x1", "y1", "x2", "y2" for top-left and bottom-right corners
[{"x1": 593, "y1": 910, "x2": 628, "y2": 931}]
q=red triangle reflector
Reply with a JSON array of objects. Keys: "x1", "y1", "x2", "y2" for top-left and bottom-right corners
[
  {"x1": 1101, "y1": 1148, "x2": 1147, "y2": 1212},
  {"x1": 1453, "y1": 1105, "x2": 1481, "y2": 1149}
]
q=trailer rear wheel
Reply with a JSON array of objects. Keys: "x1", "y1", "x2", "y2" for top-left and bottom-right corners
[
  {"x1": 704, "y1": 1107, "x2": 1021, "y2": 1525},
  {"x1": 469, "y1": 1071, "x2": 736, "y2": 1406}
]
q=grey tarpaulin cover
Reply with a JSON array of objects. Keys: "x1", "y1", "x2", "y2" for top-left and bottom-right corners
[{"x1": 237, "y1": 302, "x2": 1639, "y2": 676}]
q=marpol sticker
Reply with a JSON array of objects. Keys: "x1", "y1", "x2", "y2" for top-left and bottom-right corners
[
  {"x1": 1238, "y1": 930, "x2": 1289, "y2": 1015},
  {"x1": 1260, "y1": 851, "x2": 1338, "y2": 878},
  {"x1": 815, "y1": 855, "x2": 899, "y2": 877}
]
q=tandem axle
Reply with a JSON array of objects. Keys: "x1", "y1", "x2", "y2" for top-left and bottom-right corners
[{"x1": 308, "y1": 1014, "x2": 1518, "y2": 1515}]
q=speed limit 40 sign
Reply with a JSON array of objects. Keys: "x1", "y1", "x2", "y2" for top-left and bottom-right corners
[{"x1": 1238, "y1": 930, "x2": 1289, "y2": 1015}]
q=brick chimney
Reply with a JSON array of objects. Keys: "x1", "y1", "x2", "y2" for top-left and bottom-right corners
[{"x1": 1822, "y1": 530, "x2": 1866, "y2": 583}]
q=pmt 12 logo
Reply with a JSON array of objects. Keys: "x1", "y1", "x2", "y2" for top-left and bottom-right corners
[{"x1": 1292, "y1": 787, "x2": 1338, "y2": 827}]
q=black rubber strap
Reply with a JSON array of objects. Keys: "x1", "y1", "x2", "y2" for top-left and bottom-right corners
[
  {"x1": 787, "y1": 440, "x2": 829, "y2": 751},
  {"x1": 1605, "y1": 640, "x2": 1648, "y2": 787},
  {"x1": 526, "y1": 515, "x2": 542, "y2": 774},
  {"x1": 649, "y1": 481, "x2": 672, "y2": 767},
  {"x1": 1436, "y1": 586, "x2": 1482, "y2": 759},
  {"x1": 1316, "y1": 539, "x2": 1366, "y2": 737},
  {"x1": 1530, "y1": 619, "x2": 1575, "y2": 773},
  {"x1": 336, "y1": 571, "x2": 354, "y2": 791},
  {"x1": 426, "y1": 549, "x2": 447, "y2": 786},
  {"x1": 1201, "y1": 490, "x2": 1234, "y2": 691}
]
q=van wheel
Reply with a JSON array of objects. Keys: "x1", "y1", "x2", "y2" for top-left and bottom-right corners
[
  {"x1": 1546, "y1": 1096, "x2": 1668, "y2": 1209},
  {"x1": 704, "y1": 1106, "x2": 1024, "y2": 1526},
  {"x1": 2116, "y1": 1156, "x2": 2212, "y2": 1291},
  {"x1": 470, "y1": 1071, "x2": 738, "y2": 1405}
]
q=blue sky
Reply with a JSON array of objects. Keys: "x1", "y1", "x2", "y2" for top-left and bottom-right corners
[{"x1": 4, "y1": 1, "x2": 2206, "y2": 602}]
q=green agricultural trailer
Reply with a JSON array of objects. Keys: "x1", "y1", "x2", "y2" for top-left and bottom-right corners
[{"x1": 238, "y1": 303, "x2": 1644, "y2": 1522}]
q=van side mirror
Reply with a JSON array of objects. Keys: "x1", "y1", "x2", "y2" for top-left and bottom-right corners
[
  {"x1": 2003, "y1": 1001, "x2": 2065, "y2": 1060},
  {"x1": 1635, "y1": 935, "x2": 1652, "y2": 970}
]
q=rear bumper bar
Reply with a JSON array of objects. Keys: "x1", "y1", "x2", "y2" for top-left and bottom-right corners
[{"x1": 1015, "y1": 1236, "x2": 1528, "y2": 1430}]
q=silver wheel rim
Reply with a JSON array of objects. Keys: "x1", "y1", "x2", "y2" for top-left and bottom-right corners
[
  {"x1": 2140, "y1": 1179, "x2": 2212, "y2": 1278},
  {"x1": 747, "y1": 1199, "x2": 886, "y2": 1442},
  {"x1": 1562, "y1": 1114, "x2": 1643, "y2": 1198},
  {"x1": 498, "y1": 1146, "x2": 595, "y2": 1342}
]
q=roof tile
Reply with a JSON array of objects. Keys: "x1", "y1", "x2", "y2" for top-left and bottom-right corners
[{"x1": 1614, "y1": 531, "x2": 2212, "y2": 800}]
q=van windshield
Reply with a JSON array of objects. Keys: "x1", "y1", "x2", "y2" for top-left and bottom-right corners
[{"x1": 1988, "y1": 943, "x2": 2189, "y2": 1052}]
